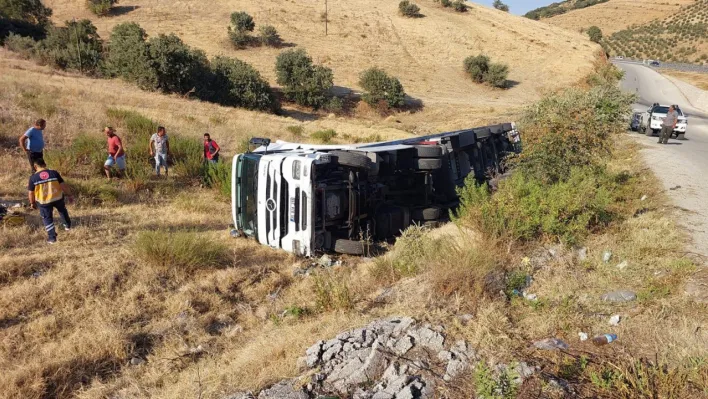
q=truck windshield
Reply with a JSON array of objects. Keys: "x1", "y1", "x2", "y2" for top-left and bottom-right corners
[{"x1": 238, "y1": 153, "x2": 261, "y2": 237}]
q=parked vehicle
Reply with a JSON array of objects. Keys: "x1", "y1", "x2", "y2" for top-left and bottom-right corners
[
  {"x1": 639, "y1": 103, "x2": 688, "y2": 138},
  {"x1": 630, "y1": 111, "x2": 642, "y2": 131},
  {"x1": 231, "y1": 124, "x2": 521, "y2": 256},
  {"x1": 650, "y1": 60, "x2": 660, "y2": 67}
]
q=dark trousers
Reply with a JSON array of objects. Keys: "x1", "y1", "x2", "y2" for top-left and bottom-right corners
[
  {"x1": 27, "y1": 151, "x2": 43, "y2": 172},
  {"x1": 659, "y1": 126, "x2": 673, "y2": 144},
  {"x1": 39, "y1": 199, "x2": 71, "y2": 241}
]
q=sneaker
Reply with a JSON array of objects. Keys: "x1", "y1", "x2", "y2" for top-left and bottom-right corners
[
  {"x1": 47, "y1": 239, "x2": 57, "y2": 244},
  {"x1": 62, "y1": 224, "x2": 70, "y2": 231}
]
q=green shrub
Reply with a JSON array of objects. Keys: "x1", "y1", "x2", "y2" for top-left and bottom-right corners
[
  {"x1": 484, "y1": 63, "x2": 509, "y2": 88},
  {"x1": 43, "y1": 134, "x2": 105, "y2": 178},
  {"x1": 228, "y1": 29, "x2": 252, "y2": 49},
  {"x1": 208, "y1": 56, "x2": 277, "y2": 111},
  {"x1": 202, "y1": 161, "x2": 231, "y2": 199},
  {"x1": 4, "y1": 33, "x2": 37, "y2": 58},
  {"x1": 170, "y1": 135, "x2": 204, "y2": 179},
  {"x1": 230, "y1": 11, "x2": 255, "y2": 33},
  {"x1": 452, "y1": 0, "x2": 467, "y2": 12},
  {"x1": 359, "y1": 67, "x2": 406, "y2": 109},
  {"x1": 258, "y1": 25, "x2": 282, "y2": 47},
  {"x1": 275, "y1": 48, "x2": 334, "y2": 108},
  {"x1": 516, "y1": 83, "x2": 634, "y2": 183},
  {"x1": 146, "y1": 33, "x2": 210, "y2": 95},
  {"x1": 324, "y1": 96, "x2": 345, "y2": 114},
  {"x1": 133, "y1": 230, "x2": 231, "y2": 272},
  {"x1": 105, "y1": 23, "x2": 157, "y2": 89},
  {"x1": 587, "y1": 26, "x2": 603, "y2": 43},
  {"x1": 455, "y1": 168, "x2": 615, "y2": 244},
  {"x1": 464, "y1": 55, "x2": 510, "y2": 88},
  {"x1": 106, "y1": 108, "x2": 158, "y2": 139},
  {"x1": 0, "y1": 0, "x2": 52, "y2": 26},
  {"x1": 311, "y1": 129, "x2": 337, "y2": 143},
  {"x1": 464, "y1": 55, "x2": 490, "y2": 83},
  {"x1": 86, "y1": 0, "x2": 117, "y2": 16},
  {"x1": 493, "y1": 0, "x2": 509, "y2": 12},
  {"x1": 440, "y1": 0, "x2": 452, "y2": 7},
  {"x1": 39, "y1": 19, "x2": 103, "y2": 74},
  {"x1": 399, "y1": 1, "x2": 421, "y2": 17}
]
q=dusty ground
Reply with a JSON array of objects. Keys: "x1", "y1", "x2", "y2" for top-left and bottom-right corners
[
  {"x1": 543, "y1": 0, "x2": 696, "y2": 35},
  {"x1": 43, "y1": 0, "x2": 598, "y2": 113}
]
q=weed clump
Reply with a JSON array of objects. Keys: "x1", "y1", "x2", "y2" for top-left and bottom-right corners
[
  {"x1": 86, "y1": 0, "x2": 117, "y2": 16},
  {"x1": 311, "y1": 129, "x2": 337, "y2": 143},
  {"x1": 133, "y1": 231, "x2": 231, "y2": 272}
]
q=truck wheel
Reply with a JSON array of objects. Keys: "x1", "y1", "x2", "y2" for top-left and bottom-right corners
[
  {"x1": 333, "y1": 239, "x2": 365, "y2": 255},
  {"x1": 413, "y1": 145, "x2": 443, "y2": 158},
  {"x1": 414, "y1": 158, "x2": 442, "y2": 170},
  {"x1": 331, "y1": 151, "x2": 373, "y2": 170},
  {"x1": 412, "y1": 207, "x2": 442, "y2": 221}
]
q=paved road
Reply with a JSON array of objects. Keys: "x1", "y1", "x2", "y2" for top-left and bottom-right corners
[{"x1": 615, "y1": 61, "x2": 708, "y2": 261}]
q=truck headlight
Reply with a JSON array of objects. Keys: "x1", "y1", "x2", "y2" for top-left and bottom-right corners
[{"x1": 292, "y1": 160, "x2": 301, "y2": 179}]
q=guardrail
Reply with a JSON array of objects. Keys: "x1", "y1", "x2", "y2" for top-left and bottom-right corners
[{"x1": 612, "y1": 58, "x2": 708, "y2": 73}]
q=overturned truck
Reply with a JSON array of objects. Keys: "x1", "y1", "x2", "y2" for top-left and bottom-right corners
[{"x1": 231, "y1": 123, "x2": 521, "y2": 256}]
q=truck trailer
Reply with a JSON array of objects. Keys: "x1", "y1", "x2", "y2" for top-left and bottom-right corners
[{"x1": 231, "y1": 123, "x2": 521, "y2": 256}]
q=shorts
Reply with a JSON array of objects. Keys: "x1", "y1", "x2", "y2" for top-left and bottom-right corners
[{"x1": 105, "y1": 155, "x2": 126, "y2": 170}]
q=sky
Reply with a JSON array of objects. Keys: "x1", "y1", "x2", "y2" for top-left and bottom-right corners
[{"x1": 471, "y1": 0, "x2": 555, "y2": 15}]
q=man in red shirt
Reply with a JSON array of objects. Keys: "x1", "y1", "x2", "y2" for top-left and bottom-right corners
[
  {"x1": 203, "y1": 133, "x2": 220, "y2": 164},
  {"x1": 104, "y1": 127, "x2": 126, "y2": 179}
]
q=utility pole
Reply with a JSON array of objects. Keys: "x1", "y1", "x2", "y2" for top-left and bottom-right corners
[
  {"x1": 325, "y1": 0, "x2": 328, "y2": 36},
  {"x1": 73, "y1": 17, "x2": 83, "y2": 73}
]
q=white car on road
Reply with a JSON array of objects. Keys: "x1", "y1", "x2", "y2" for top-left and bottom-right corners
[{"x1": 639, "y1": 104, "x2": 688, "y2": 139}]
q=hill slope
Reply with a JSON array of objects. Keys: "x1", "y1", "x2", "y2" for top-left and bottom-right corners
[
  {"x1": 43, "y1": 0, "x2": 598, "y2": 110},
  {"x1": 542, "y1": 0, "x2": 695, "y2": 35}
]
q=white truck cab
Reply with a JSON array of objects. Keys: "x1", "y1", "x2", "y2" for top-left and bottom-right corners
[{"x1": 232, "y1": 124, "x2": 521, "y2": 256}]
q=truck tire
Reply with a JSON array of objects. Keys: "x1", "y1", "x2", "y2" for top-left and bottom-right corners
[
  {"x1": 333, "y1": 239, "x2": 365, "y2": 255},
  {"x1": 413, "y1": 145, "x2": 443, "y2": 158},
  {"x1": 412, "y1": 207, "x2": 442, "y2": 221},
  {"x1": 414, "y1": 158, "x2": 442, "y2": 170},
  {"x1": 331, "y1": 151, "x2": 373, "y2": 170}
]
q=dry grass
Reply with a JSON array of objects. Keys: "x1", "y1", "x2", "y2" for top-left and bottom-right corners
[
  {"x1": 43, "y1": 0, "x2": 597, "y2": 114},
  {"x1": 661, "y1": 69, "x2": 708, "y2": 90},
  {"x1": 544, "y1": 0, "x2": 696, "y2": 35}
]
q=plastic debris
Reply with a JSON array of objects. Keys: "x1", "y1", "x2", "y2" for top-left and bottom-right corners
[
  {"x1": 578, "y1": 332, "x2": 588, "y2": 342},
  {"x1": 533, "y1": 338, "x2": 569, "y2": 351},
  {"x1": 577, "y1": 247, "x2": 588, "y2": 261},
  {"x1": 616, "y1": 261, "x2": 628, "y2": 270},
  {"x1": 641, "y1": 195, "x2": 648, "y2": 201},
  {"x1": 592, "y1": 334, "x2": 617, "y2": 346},
  {"x1": 523, "y1": 292, "x2": 538, "y2": 301},
  {"x1": 609, "y1": 315, "x2": 621, "y2": 326},
  {"x1": 603, "y1": 251, "x2": 613, "y2": 263}
]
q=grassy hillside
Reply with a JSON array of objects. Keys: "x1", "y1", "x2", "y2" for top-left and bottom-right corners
[
  {"x1": 543, "y1": 0, "x2": 696, "y2": 35},
  {"x1": 42, "y1": 0, "x2": 598, "y2": 110},
  {"x1": 603, "y1": 0, "x2": 708, "y2": 64}
]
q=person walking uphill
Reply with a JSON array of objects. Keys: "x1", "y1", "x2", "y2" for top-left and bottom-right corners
[
  {"x1": 203, "y1": 133, "x2": 220, "y2": 164},
  {"x1": 659, "y1": 105, "x2": 679, "y2": 144},
  {"x1": 19, "y1": 119, "x2": 46, "y2": 173},
  {"x1": 28, "y1": 158, "x2": 73, "y2": 244},
  {"x1": 104, "y1": 127, "x2": 126, "y2": 179},
  {"x1": 149, "y1": 126, "x2": 170, "y2": 177}
]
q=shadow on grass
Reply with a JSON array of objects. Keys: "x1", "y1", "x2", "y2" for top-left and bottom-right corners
[{"x1": 109, "y1": 5, "x2": 140, "y2": 16}]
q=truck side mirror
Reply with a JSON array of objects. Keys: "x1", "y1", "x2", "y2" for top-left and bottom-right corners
[{"x1": 249, "y1": 138, "x2": 271, "y2": 147}]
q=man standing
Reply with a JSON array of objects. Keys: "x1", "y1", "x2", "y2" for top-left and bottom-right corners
[
  {"x1": 104, "y1": 127, "x2": 126, "y2": 179},
  {"x1": 149, "y1": 126, "x2": 170, "y2": 177},
  {"x1": 19, "y1": 119, "x2": 46, "y2": 173},
  {"x1": 28, "y1": 158, "x2": 73, "y2": 244},
  {"x1": 203, "y1": 133, "x2": 220, "y2": 164},
  {"x1": 659, "y1": 105, "x2": 679, "y2": 144}
]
